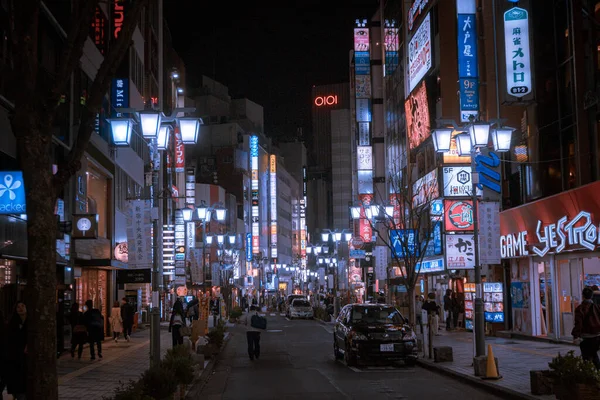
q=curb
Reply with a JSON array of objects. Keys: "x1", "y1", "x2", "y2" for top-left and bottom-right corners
[
  {"x1": 184, "y1": 332, "x2": 232, "y2": 399},
  {"x1": 416, "y1": 358, "x2": 540, "y2": 400}
]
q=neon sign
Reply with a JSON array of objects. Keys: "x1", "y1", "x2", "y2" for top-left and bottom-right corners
[
  {"x1": 112, "y1": 0, "x2": 125, "y2": 39},
  {"x1": 314, "y1": 95, "x2": 338, "y2": 107}
]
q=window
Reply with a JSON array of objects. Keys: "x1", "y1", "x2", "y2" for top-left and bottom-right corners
[
  {"x1": 115, "y1": 167, "x2": 143, "y2": 213},
  {"x1": 130, "y1": 48, "x2": 144, "y2": 93},
  {"x1": 86, "y1": 165, "x2": 110, "y2": 238}
]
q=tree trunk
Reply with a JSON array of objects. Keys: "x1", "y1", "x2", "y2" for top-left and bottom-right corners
[
  {"x1": 17, "y1": 125, "x2": 58, "y2": 399},
  {"x1": 407, "y1": 286, "x2": 416, "y2": 325}
]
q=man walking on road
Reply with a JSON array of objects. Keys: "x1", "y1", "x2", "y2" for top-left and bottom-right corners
[
  {"x1": 572, "y1": 287, "x2": 600, "y2": 369},
  {"x1": 244, "y1": 306, "x2": 262, "y2": 360},
  {"x1": 121, "y1": 298, "x2": 134, "y2": 341}
]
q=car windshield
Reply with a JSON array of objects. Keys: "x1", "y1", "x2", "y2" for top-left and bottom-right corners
[
  {"x1": 288, "y1": 296, "x2": 305, "y2": 304},
  {"x1": 292, "y1": 300, "x2": 311, "y2": 308},
  {"x1": 350, "y1": 306, "x2": 405, "y2": 325}
]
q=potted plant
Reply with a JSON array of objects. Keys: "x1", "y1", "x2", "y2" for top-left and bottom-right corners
[
  {"x1": 548, "y1": 351, "x2": 600, "y2": 400},
  {"x1": 229, "y1": 306, "x2": 243, "y2": 322}
]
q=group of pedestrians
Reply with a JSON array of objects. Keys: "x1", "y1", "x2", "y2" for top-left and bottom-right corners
[{"x1": 69, "y1": 298, "x2": 134, "y2": 360}]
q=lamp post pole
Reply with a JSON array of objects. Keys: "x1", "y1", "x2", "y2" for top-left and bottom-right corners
[
  {"x1": 471, "y1": 149, "x2": 485, "y2": 358},
  {"x1": 150, "y1": 150, "x2": 161, "y2": 366}
]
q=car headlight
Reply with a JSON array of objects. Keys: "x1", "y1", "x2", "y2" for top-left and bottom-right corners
[{"x1": 349, "y1": 331, "x2": 368, "y2": 341}]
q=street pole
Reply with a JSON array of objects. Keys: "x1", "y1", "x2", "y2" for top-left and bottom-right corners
[
  {"x1": 333, "y1": 240, "x2": 340, "y2": 317},
  {"x1": 471, "y1": 149, "x2": 485, "y2": 358},
  {"x1": 150, "y1": 153, "x2": 161, "y2": 366}
]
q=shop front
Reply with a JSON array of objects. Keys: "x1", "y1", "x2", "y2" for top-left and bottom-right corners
[{"x1": 500, "y1": 181, "x2": 600, "y2": 340}]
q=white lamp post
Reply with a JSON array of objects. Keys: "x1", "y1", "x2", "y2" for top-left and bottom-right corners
[
  {"x1": 431, "y1": 128, "x2": 453, "y2": 153},
  {"x1": 350, "y1": 206, "x2": 361, "y2": 220},
  {"x1": 205, "y1": 235, "x2": 213, "y2": 245},
  {"x1": 156, "y1": 125, "x2": 170, "y2": 150},
  {"x1": 306, "y1": 246, "x2": 313, "y2": 254},
  {"x1": 384, "y1": 205, "x2": 394, "y2": 219},
  {"x1": 468, "y1": 121, "x2": 491, "y2": 148},
  {"x1": 455, "y1": 133, "x2": 473, "y2": 156},
  {"x1": 217, "y1": 234, "x2": 225, "y2": 245},
  {"x1": 196, "y1": 203, "x2": 208, "y2": 221},
  {"x1": 492, "y1": 127, "x2": 515, "y2": 152},
  {"x1": 344, "y1": 232, "x2": 352, "y2": 242},
  {"x1": 228, "y1": 234, "x2": 236, "y2": 245},
  {"x1": 214, "y1": 207, "x2": 227, "y2": 222},
  {"x1": 180, "y1": 208, "x2": 194, "y2": 222},
  {"x1": 321, "y1": 232, "x2": 330, "y2": 242},
  {"x1": 334, "y1": 232, "x2": 342, "y2": 242},
  {"x1": 138, "y1": 111, "x2": 162, "y2": 139},
  {"x1": 178, "y1": 117, "x2": 200, "y2": 144},
  {"x1": 109, "y1": 118, "x2": 135, "y2": 146}
]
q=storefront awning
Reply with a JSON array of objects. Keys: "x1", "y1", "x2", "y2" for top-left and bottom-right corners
[{"x1": 77, "y1": 258, "x2": 128, "y2": 269}]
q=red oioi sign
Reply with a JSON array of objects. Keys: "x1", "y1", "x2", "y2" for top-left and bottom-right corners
[{"x1": 314, "y1": 95, "x2": 338, "y2": 107}]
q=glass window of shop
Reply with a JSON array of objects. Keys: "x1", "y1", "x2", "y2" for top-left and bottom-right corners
[
  {"x1": 86, "y1": 165, "x2": 110, "y2": 238},
  {"x1": 556, "y1": 258, "x2": 584, "y2": 340}
]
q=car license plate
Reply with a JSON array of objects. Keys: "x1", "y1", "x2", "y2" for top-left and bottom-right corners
[{"x1": 380, "y1": 344, "x2": 394, "y2": 352}]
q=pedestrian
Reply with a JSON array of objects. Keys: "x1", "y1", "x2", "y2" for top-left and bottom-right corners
[
  {"x1": 443, "y1": 289, "x2": 453, "y2": 330},
  {"x1": 187, "y1": 297, "x2": 199, "y2": 324},
  {"x1": 451, "y1": 292, "x2": 461, "y2": 329},
  {"x1": 5, "y1": 301, "x2": 27, "y2": 399},
  {"x1": 110, "y1": 301, "x2": 123, "y2": 343},
  {"x1": 422, "y1": 293, "x2": 441, "y2": 336},
  {"x1": 572, "y1": 287, "x2": 600, "y2": 369},
  {"x1": 83, "y1": 299, "x2": 104, "y2": 360},
  {"x1": 169, "y1": 299, "x2": 186, "y2": 347},
  {"x1": 244, "y1": 306, "x2": 261, "y2": 360},
  {"x1": 377, "y1": 290, "x2": 386, "y2": 304},
  {"x1": 0, "y1": 309, "x2": 7, "y2": 395},
  {"x1": 120, "y1": 298, "x2": 134, "y2": 341},
  {"x1": 415, "y1": 295, "x2": 423, "y2": 332},
  {"x1": 69, "y1": 302, "x2": 87, "y2": 359}
]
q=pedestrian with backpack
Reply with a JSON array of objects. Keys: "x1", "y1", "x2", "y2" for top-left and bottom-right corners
[
  {"x1": 572, "y1": 287, "x2": 600, "y2": 369},
  {"x1": 244, "y1": 305, "x2": 266, "y2": 360},
  {"x1": 83, "y1": 300, "x2": 104, "y2": 360}
]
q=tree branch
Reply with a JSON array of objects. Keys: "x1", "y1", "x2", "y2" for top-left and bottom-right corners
[
  {"x1": 53, "y1": 0, "x2": 149, "y2": 192},
  {"x1": 47, "y1": 1, "x2": 100, "y2": 112}
]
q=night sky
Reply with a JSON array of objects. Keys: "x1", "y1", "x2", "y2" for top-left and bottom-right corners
[{"x1": 165, "y1": 1, "x2": 380, "y2": 141}]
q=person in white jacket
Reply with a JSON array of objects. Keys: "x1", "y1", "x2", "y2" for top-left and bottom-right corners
[
  {"x1": 244, "y1": 306, "x2": 261, "y2": 360},
  {"x1": 110, "y1": 301, "x2": 123, "y2": 343}
]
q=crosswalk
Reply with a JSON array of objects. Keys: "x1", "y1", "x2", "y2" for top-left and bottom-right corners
[{"x1": 259, "y1": 313, "x2": 286, "y2": 317}]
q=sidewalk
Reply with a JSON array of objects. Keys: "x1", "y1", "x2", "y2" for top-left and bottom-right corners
[
  {"x1": 417, "y1": 330, "x2": 573, "y2": 400},
  {"x1": 57, "y1": 326, "x2": 172, "y2": 400}
]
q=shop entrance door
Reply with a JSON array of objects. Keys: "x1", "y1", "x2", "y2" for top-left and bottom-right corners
[
  {"x1": 556, "y1": 258, "x2": 582, "y2": 339},
  {"x1": 536, "y1": 261, "x2": 554, "y2": 337}
]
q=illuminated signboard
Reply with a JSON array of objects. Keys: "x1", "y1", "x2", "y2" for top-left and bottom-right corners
[
  {"x1": 408, "y1": 0, "x2": 430, "y2": 31},
  {"x1": 111, "y1": 0, "x2": 126, "y2": 40},
  {"x1": 269, "y1": 155, "x2": 277, "y2": 259},
  {"x1": 408, "y1": 12, "x2": 431, "y2": 93},
  {"x1": 445, "y1": 234, "x2": 476, "y2": 269},
  {"x1": 442, "y1": 166, "x2": 482, "y2": 197},
  {"x1": 246, "y1": 233, "x2": 253, "y2": 262},
  {"x1": 384, "y1": 25, "x2": 399, "y2": 75},
  {"x1": 354, "y1": 27, "x2": 369, "y2": 51},
  {"x1": 314, "y1": 95, "x2": 338, "y2": 107},
  {"x1": 457, "y1": 0, "x2": 479, "y2": 122},
  {"x1": 504, "y1": 7, "x2": 532, "y2": 97},
  {"x1": 444, "y1": 199, "x2": 474, "y2": 231},
  {"x1": 250, "y1": 136, "x2": 259, "y2": 254},
  {"x1": 0, "y1": 171, "x2": 25, "y2": 214},
  {"x1": 111, "y1": 78, "x2": 129, "y2": 118},
  {"x1": 355, "y1": 75, "x2": 371, "y2": 99},
  {"x1": 356, "y1": 146, "x2": 373, "y2": 170},
  {"x1": 412, "y1": 169, "x2": 438, "y2": 208},
  {"x1": 90, "y1": 6, "x2": 107, "y2": 54},
  {"x1": 162, "y1": 224, "x2": 175, "y2": 274},
  {"x1": 405, "y1": 81, "x2": 430, "y2": 150}
]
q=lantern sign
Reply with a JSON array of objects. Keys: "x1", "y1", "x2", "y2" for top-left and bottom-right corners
[
  {"x1": 114, "y1": 242, "x2": 129, "y2": 263},
  {"x1": 504, "y1": 7, "x2": 531, "y2": 97}
]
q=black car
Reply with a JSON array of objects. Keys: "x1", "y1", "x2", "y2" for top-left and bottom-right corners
[{"x1": 333, "y1": 304, "x2": 418, "y2": 367}]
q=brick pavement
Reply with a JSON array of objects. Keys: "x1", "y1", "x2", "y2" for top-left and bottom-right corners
[
  {"x1": 57, "y1": 325, "x2": 172, "y2": 400},
  {"x1": 417, "y1": 330, "x2": 578, "y2": 399}
]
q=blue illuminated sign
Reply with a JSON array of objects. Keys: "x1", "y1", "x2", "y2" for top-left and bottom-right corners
[
  {"x1": 431, "y1": 199, "x2": 443, "y2": 216},
  {"x1": 459, "y1": 78, "x2": 479, "y2": 111},
  {"x1": 457, "y1": 14, "x2": 478, "y2": 78},
  {"x1": 246, "y1": 233, "x2": 252, "y2": 262},
  {"x1": 423, "y1": 222, "x2": 442, "y2": 257},
  {"x1": 0, "y1": 171, "x2": 26, "y2": 214},
  {"x1": 475, "y1": 151, "x2": 501, "y2": 193},
  {"x1": 250, "y1": 136, "x2": 258, "y2": 157},
  {"x1": 485, "y1": 312, "x2": 505, "y2": 323},
  {"x1": 391, "y1": 229, "x2": 417, "y2": 258},
  {"x1": 416, "y1": 257, "x2": 445, "y2": 274},
  {"x1": 355, "y1": 51, "x2": 371, "y2": 75},
  {"x1": 111, "y1": 78, "x2": 129, "y2": 118}
]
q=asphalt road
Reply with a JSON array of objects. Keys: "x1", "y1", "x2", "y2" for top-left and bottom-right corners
[{"x1": 193, "y1": 314, "x2": 505, "y2": 400}]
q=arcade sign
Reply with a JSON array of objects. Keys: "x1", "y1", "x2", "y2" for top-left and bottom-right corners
[
  {"x1": 314, "y1": 95, "x2": 338, "y2": 107},
  {"x1": 500, "y1": 211, "x2": 600, "y2": 258}
]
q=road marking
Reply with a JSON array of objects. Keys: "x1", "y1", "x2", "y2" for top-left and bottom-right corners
[
  {"x1": 267, "y1": 329, "x2": 283, "y2": 333},
  {"x1": 270, "y1": 313, "x2": 276, "y2": 316},
  {"x1": 285, "y1": 317, "x2": 291, "y2": 321},
  {"x1": 280, "y1": 313, "x2": 286, "y2": 316},
  {"x1": 320, "y1": 325, "x2": 334, "y2": 334}
]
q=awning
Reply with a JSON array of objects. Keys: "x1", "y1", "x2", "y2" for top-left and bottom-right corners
[
  {"x1": 0, "y1": 241, "x2": 27, "y2": 260},
  {"x1": 77, "y1": 258, "x2": 128, "y2": 269}
]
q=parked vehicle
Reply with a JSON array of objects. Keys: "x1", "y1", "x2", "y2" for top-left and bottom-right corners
[
  {"x1": 333, "y1": 304, "x2": 418, "y2": 367},
  {"x1": 285, "y1": 295, "x2": 308, "y2": 316},
  {"x1": 288, "y1": 299, "x2": 314, "y2": 319}
]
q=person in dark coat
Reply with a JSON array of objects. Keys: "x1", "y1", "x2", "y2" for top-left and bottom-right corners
[
  {"x1": 83, "y1": 299, "x2": 104, "y2": 360},
  {"x1": 443, "y1": 289, "x2": 453, "y2": 330},
  {"x1": 69, "y1": 302, "x2": 87, "y2": 359},
  {"x1": 169, "y1": 299, "x2": 185, "y2": 347},
  {"x1": 120, "y1": 298, "x2": 134, "y2": 342},
  {"x1": 451, "y1": 292, "x2": 461, "y2": 329},
  {"x1": 6, "y1": 301, "x2": 27, "y2": 399}
]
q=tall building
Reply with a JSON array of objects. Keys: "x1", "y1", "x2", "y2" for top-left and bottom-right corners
[
  {"x1": 308, "y1": 83, "x2": 351, "y2": 238},
  {"x1": 331, "y1": 109, "x2": 354, "y2": 231}
]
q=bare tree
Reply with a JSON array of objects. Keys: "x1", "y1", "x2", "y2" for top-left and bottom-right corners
[
  {"x1": 9, "y1": 2, "x2": 148, "y2": 398},
  {"x1": 364, "y1": 165, "x2": 440, "y2": 324}
]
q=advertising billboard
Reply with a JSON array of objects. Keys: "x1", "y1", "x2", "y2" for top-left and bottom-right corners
[
  {"x1": 442, "y1": 166, "x2": 482, "y2": 197},
  {"x1": 354, "y1": 27, "x2": 370, "y2": 51},
  {"x1": 358, "y1": 194, "x2": 373, "y2": 242},
  {"x1": 356, "y1": 146, "x2": 373, "y2": 170},
  {"x1": 412, "y1": 168, "x2": 439, "y2": 208},
  {"x1": 0, "y1": 171, "x2": 25, "y2": 214},
  {"x1": 405, "y1": 81, "x2": 430, "y2": 150},
  {"x1": 408, "y1": 12, "x2": 432, "y2": 93},
  {"x1": 504, "y1": 7, "x2": 532, "y2": 97},
  {"x1": 355, "y1": 75, "x2": 372, "y2": 99},
  {"x1": 445, "y1": 234, "x2": 476, "y2": 269},
  {"x1": 356, "y1": 99, "x2": 371, "y2": 122},
  {"x1": 355, "y1": 51, "x2": 370, "y2": 75},
  {"x1": 250, "y1": 136, "x2": 260, "y2": 254},
  {"x1": 269, "y1": 155, "x2": 277, "y2": 259},
  {"x1": 444, "y1": 199, "x2": 474, "y2": 231}
]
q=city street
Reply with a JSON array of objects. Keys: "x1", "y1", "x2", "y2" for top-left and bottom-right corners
[{"x1": 192, "y1": 315, "x2": 504, "y2": 400}]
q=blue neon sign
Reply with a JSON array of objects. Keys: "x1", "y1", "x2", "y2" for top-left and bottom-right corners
[
  {"x1": 0, "y1": 171, "x2": 26, "y2": 214},
  {"x1": 250, "y1": 136, "x2": 258, "y2": 157},
  {"x1": 457, "y1": 14, "x2": 478, "y2": 78},
  {"x1": 246, "y1": 233, "x2": 253, "y2": 262}
]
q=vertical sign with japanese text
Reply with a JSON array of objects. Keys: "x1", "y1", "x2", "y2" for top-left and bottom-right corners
[
  {"x1": 269, "y1": 155, "x2": 277, "y2": 259},
  {"x1": 126, "y1": 200, "x2": 152, "y2": 268},
  {"x1": 250, "y1": 136, "x2": 260, "y2": 254},
  {"x1": 504, "y1": 7, "x2": 532, "y2": 97},
  {"x1": 479, "y1": 202, "x2": 501, "y2": 264},
  {"x1": 174, "y1": 127, "x2": 185, "y2": 173},
  {"x1": 457, "y1": 0, "x2": 479, "y2": 122}
]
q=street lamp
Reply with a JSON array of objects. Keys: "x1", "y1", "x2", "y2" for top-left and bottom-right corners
[
  {"x1": 156, "y1": 125, "x2": 170, "y2": 150},
  {"x1": 431, "y1": 127, "x2": 453, "y2": 153},
  {"x1": 138, "y1": 110, "x2": 162, "y2": 139},
  {"x1": 180, "y1": 207, "x2": 194, "y2": 222},
  {"x1": 109, "y1": 117, "x2": 135, "y2": 146},
  {"x1": 178, "y1": 117, "x2": 200, "y2": 145},
  {"x1": 350, "y1": 205, "x2": 361, "y2": 220},
  {"x1": 431, "y1": 119, "x2": 513, "y2": 359}
]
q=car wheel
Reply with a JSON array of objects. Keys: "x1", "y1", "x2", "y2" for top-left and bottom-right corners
[{"x1": 344, "y1": 342, "x2": 357, "y2": 366}]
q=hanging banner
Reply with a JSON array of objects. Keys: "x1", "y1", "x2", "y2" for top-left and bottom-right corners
[
  {"x1": 479, "y1": 202, "x2": 501, "y2": 264},
  {"x1": 174, "y1": 128, "x2": 185, "y2": 173},
  {"x1": 126, "y1": 200, "x2": 152, "y2": 268},
  {"x1": 374, "y1": 246, "x2": 388, "y2": 280}
]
